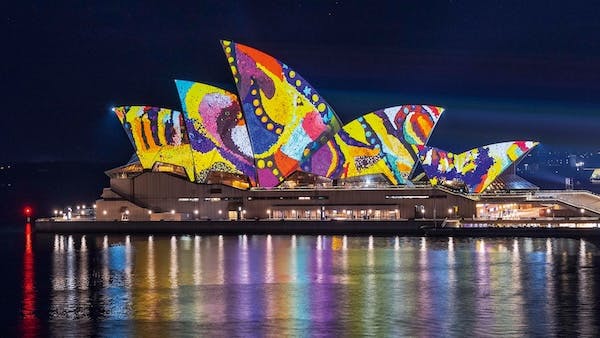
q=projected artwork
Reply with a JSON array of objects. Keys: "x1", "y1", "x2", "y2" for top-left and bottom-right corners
[
  {"x1": 175, "y1": 80, "x2": 256, "y2": 184},
  {"x1": 417, "y1": 141, "x2": 539, "y2": 193},
  {"x1": 301, "y1": 105, "x2": 444, "y2": 185},
  {"x1": 113, "y1": 106, "x2": 195, "y2": 181},
  {"x1": 222, "y1": 40, "x2": 342, "y2": 187}
]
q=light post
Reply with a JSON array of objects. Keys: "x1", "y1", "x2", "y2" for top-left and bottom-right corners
[
  {"x1": 24, "y1": 207, "x2": 32, "y2": 223},
  {"x1": 546, "y1": 207, "x2": 554, "y2": 226}
]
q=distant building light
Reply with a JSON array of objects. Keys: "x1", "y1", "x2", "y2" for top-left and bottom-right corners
[
  {"x1": 218, "y1": 210, "x2": 222, "y2": 215},
  {"x1": 298, "y1": 196, "x2": 311, "y2": 200},
  {"x1": 92, "y1": 204, "x2": 96, "y2": 209},
  {"x1": 102, "y1": 210, "x2": 107, "y2": 215},
  {"x1": 171, "y1": 209, "x2": 176, "y2": 214},
  {"x1": 193, "y1": 209, "x2": 199, "y2": 215},
  {"x1": 124, "y1": 210, "x2": 130, "y2": 215},
  {"x1": 386, "y1": 195, "x2": 429, "y2": 199},
  {"x1": 178, "y1": 197, "x2": 199, "y2": 202}
]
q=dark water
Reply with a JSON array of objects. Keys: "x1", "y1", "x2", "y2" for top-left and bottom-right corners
[{"x1": 3, "y1": 224, "x2": 600, "y2": 336}]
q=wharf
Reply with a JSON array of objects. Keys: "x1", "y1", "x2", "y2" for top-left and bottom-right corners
[{"x1": 34, "y1": 219, "x2": 600, "y2": 240}]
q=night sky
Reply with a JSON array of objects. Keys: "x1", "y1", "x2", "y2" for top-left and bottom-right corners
[{"x1": 5, "y1": 1, "x2": 600, "y2": 163}]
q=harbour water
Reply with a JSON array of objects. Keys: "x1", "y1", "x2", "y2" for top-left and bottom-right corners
[{"x1": 3, "y1": 223, "x2": 600, "y2": 336}]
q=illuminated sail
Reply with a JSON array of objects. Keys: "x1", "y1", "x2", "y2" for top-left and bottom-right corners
[
  {"x1": 222, "y1": 40, "x2": 342, "y2": 187},
  {"x1": 418, "y1": 141, "x2": 539, "y2": 193},
  {"x1": 175, "y1": 80, "x2": 256, "y2": 185},
  {"x1": 301, "y1": 105, "x2": 444, "y2": 185},
  {"x1": 114, "y1": 106, "x2": 195, "y2": 181}
]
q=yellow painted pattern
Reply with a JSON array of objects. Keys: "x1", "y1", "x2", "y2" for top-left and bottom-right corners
[{"x1": 114, "y1": 106, "x2": 196, "y2": 181}]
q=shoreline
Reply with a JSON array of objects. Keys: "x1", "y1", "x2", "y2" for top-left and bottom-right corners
[{"x1": 34, "y1": 219, "x2": 600, "y2": 239}]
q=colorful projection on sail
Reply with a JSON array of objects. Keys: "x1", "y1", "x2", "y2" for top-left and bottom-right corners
[
  {"x1": 222, "y1": 40, "x2": 342, "y2": 187},
  {"x1": 113, "y1": 106, "x2": 195, "y2": 181},
  {"x1": 175, "y1": 80, "x2": 256, "y2": 185},
  {"x1": 417, "y1": 141, "x2": 539, "y2": 193},
  {"x1": 301, "y1": 105, "x2": 444, "y2": 185}
]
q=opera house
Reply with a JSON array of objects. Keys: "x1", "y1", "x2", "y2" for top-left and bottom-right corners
[{"x1": 95, "y1": 40, "x2": 599, "y2": 222}]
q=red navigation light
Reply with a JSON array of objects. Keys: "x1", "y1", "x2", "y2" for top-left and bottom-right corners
[{"x1": 24, "y1": 207, "x2": 32, "y2": 216}]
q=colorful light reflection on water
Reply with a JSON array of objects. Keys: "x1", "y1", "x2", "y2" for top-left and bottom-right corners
[{"x1": 16, "y1": 233, "x2": 600, "y2": 336}]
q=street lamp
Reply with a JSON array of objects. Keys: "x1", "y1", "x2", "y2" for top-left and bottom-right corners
[{"x1": 580, "y1": 208, "x2": 585, "y2": 216}]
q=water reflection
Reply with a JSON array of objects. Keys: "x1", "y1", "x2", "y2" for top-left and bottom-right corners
[{"x1": 21, "y1": 233, "x2": 600, "y2": 335}]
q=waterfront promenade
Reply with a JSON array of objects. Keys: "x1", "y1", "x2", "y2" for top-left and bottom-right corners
[{"x1": 34, "y1": 218, "x2": 600, "y2": 241}]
